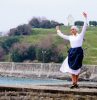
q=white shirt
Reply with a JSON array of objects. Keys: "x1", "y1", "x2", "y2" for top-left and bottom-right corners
[{"x1": 57, "y1": 20, "x2": 88, "y2": 48}]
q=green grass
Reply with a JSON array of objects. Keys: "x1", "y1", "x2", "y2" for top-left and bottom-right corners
[
  {"x1": 21, "y1": 26, "x2": 97, "y2": 64},
  {"x1": 1, "y1": 26, "x2": 97, "y2": 64},
  {"x1": 82, "y1": 27, "x2": 97, "y2": 64}
]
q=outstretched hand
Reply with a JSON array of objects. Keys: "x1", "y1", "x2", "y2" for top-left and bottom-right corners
[
  {"x1": 56, "y1": 26, "x2": 61, "y2": 33},
  {"x1": 83, "y1": 12, "x2": 87, "y2": 19},
  {"x1": 56, "y1": 26, "x2": 60, "y2": 31}
]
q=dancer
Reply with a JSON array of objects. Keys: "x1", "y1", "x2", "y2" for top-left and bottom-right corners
[{"x1": 56, "y1": 12, "x2": 88, "y2": 88}]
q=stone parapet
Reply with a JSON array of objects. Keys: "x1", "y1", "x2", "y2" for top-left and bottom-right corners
[{"x1": 0, "y1": 62, "x2": 97, "y2": 81}]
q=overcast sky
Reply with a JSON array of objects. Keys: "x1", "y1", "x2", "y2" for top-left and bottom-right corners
[{"x1": 0, "y1": 0, "x2": 97, "y2": 31}]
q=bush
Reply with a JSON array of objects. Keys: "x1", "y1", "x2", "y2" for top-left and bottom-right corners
[
  {"x1": 36, "y1": 35, "x2": 64, "y2": 63},
  {"x1": 36, "y1": 48, "x2": 52, "y2": 63},
  {"x1": 50, "y1": 20, "x2": 60, "y2": 28},
  {"x1": 36, "y1": 48, "x2": 43, "y2": 61},
  {"x1": 36, "y1": 45, "x2": 64, "y2": 63},
  {"x1": 89, "y1": 21, "x2": 97, "y2": 26},
  {"x1": 8, "y1": 24, "x2": 32, "y2": 36},
  {"x1": 26, "y1": 45, "x2": 36, "y2": 60},
  {"x1": 40, "y1": 20, "x2": 51, "y2": 28},
  {"x1": 0, "y1": 47, "x2": 6, "y2": 61},
  {"x1": 1, "y1": 37, "x2": 19, "y2": 53},
  {"x1": 11, "y1": 43, "x2": 36, "y2": 62},
  {"x1": 74, "y1": 21, "x2": 84, "y2": 26},
  {"x1": 50, "y1": 44, "x2": 64, "y2": 63},
  {"x1": 29, "y1": 17, "x2": 63, "y2": 28},
  {"x1": 29, "y1": 17, "x2": 40, "y2": 28}
]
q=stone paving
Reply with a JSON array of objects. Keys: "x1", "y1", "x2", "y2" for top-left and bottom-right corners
[
  {"x1": 0, "y1": 82, "x2": 97, "y2": 100},
  {"x1": 0, "y1": 81, "x2": 97, "y2": 93}
]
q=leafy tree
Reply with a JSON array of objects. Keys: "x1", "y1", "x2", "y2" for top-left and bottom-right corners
[
  {"x1": 29, "y1": 17, "x2": 63, "y2": 28},
  {"x1": 0, "y1": 47, "x2": 5, "y2": 61},
  {"x1": 50, "y1": 44, "x2": 64, "y2": 63},
  {"x1": 50, "y1": 20, "x2": 59, "y2": 28},
  {"x1": 89, "y1": 21, "x2": 97, "y2": 26},
  {"x1": 36, "y1": 48, "x2": 52, "y2": 63},
  {"x1": 26, "y1": 45, "x2": 36, "y2": 60},
  {"x1": 74, "y1": 21, "x2": 84, "y2": 26},
  {"x1": 36, "y1": 48, "x2": 43, "y2": 61},
  {"x1": 40, "y1": 20, "x2": 51, "y2": 28},
  {"x1": 11, "y1": 43, "x2": 36, "y2": 62},
  {"x1": 1, "y1": 37, "x2": 19, "y2": 53},
  {"x1": 36, "y1": 46, "x2": 64, "y2": 63},
  {"x1": 36, "y1": 35, "x2": 64, "y2": 63},
  {"x1": 8, "y1": 24, "x2": 32, "y2": 36},
  {"x1": 11, "y1": 43, "x2": 28, "y2": 62},
  {"x1": 29, "y1": 17, "x2": 40, "y2": 28}
]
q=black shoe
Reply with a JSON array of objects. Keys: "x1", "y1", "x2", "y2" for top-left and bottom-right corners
[
  {"x1": 70, "y1": 84, "x2": 75, "y2": 89},
  {"x1": 74, "y1": 84, "x2": 79, "y2": 88},
  {"x1": 70, "y1": 84, "x2": 79, "y2": 89}
]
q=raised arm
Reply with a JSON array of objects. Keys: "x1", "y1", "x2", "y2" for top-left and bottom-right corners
[
  {"x1": 56, "y1": 26, "x2": 69, "y2": 40},
  {"x1": 80, "y1": 12, "x2": 88, "y2": 37}
]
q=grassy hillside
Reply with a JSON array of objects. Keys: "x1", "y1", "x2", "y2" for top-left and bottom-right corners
[
  {"x1": 1, "y1": 26, "x2": 97, "y2": 64},
  {"x1": 19, "y1": 26, "x2": 97, "y2": 64}
]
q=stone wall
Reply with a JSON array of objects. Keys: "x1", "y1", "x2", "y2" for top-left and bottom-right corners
[
  {"x1": 0, "y1": 62, "x2": 64, "y2": 79},
  {"x1": 0, "y1": 86, "x2": 97, "y2": 100},
  {"x1": 0, "y1": 62, "x2": 97, "y2": 81}
]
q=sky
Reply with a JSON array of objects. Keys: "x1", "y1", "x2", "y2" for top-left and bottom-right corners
[{"x1": 0, "y1": 0, "x2": 97, "y2": 32}]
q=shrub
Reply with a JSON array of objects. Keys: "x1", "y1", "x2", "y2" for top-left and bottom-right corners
[
  {"x1": 11, "y1": 43, "x2": 36, "y2": 62},
  {"x1": 36, "y1": 48, "x2": 52, "y2": 63},
  {"x1": 0, "y1": 47, "x2": 6, "y2": 61},
  {"x1": 74, "y1": 21, "x2": 84, "y2": 26},
  {"x1": 29, "y1": 17, "x2": 40, "y2": 28},
  {"x1": 36, "y1": 35, "x2": 64, "y2": 63},
  {"x1": 29, "y1": 17, "x2": 63, "y2": 28},
  {"x1": 26, "y1": 45, "x2": 36, "y2": 60},
  {"x1": 36, "y1": 45, "x2": 64, "y2": 63},
  {"x1": 8, "y1": 24, "x2": 32, "y2": 36},
  {"x1": 1, "y1": 37, "x2": 19, "y2": 53}
]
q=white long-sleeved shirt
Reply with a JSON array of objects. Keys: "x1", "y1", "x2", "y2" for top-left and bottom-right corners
[{"x1": 57, "y1": 19, "x2": 88, "y2": 48}]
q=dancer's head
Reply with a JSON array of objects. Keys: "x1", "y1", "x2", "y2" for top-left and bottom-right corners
[{"x1": 70, "y1": 26, "x2": 79, "y2": 35}]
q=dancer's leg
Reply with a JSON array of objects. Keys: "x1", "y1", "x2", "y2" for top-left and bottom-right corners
[{"x1": 71, "y1": 74, "x2": 76, "y2": 85}]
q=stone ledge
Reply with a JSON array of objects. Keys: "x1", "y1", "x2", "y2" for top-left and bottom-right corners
[
  {"x1": 0, "y1": 84, "x2": 97, "y2": 100},
  {"x1": 0, "y1": 63, "x2": 97, "y2": 81},
  {"x1": 0, "y1": 83, "x2": 97, "y2": 95}
]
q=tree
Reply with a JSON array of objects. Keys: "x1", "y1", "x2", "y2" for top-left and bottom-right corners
[
  {"x1": 1, "y1": 37, "x2": 19, "y2": 53},
  {"x1": 8, "y1": 24, "x2": 32, "y2": 36},
  {"x1": 11, "y1": 43, "x2": 36, "y2": 62},
  {"x1": 50, "y1": 44, "x2": 64, "y2": 63},
  {"x1": 36, "y1": 35, "x2": 64, "y2": 63},
  {"x1": 50, "y1": 20, "x2": 60, "y2": 28},
  {"x1": 74, "y1": 21, "x2": 84, "y2": 26},
  {"x1": 40, "y1": 20, "x2": 51, "y2": 28},
  {"x1": 17, "y1": 24, "x2": 32, "y2": 35},
  {"x1": 0, "y1": 47, "x2": 5, "y2": 61},
  {"x1": 36, "y1": 48, "x2": 52, "y2": 63},
  {"x1": 89, "y1": 21, "x2": 97, "y2": 26},
  {"x1": 29, "y1": 17, "x2": 40, "y2": 28},
  {"x1": 26, "y1": 45, "x2": 36, "y2": 60},
  {"x1": 36, "y1": 48, "x2": 43, "y2": 61},
  {"x1": 29, "y1": 17, "x2": 64, "y2": 28},
  {"x1": 11, "y1": 43, "x2": 28, "y2": 62}
]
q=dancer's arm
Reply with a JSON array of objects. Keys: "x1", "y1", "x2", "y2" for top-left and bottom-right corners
[
  {"x1": 56, "y1": 26, "x2": 70, "y2": 40},
  {"x1": 80, "y1": 12, "x2": 88, "y2": 37}
]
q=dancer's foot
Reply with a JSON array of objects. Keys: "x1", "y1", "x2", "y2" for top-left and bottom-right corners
[
  {"x1": 74, "y1": 84, "x2": 79, "y2": 88},
  {"x1": 70, "y1": 84, "x2": 79, "y2": 89}
]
